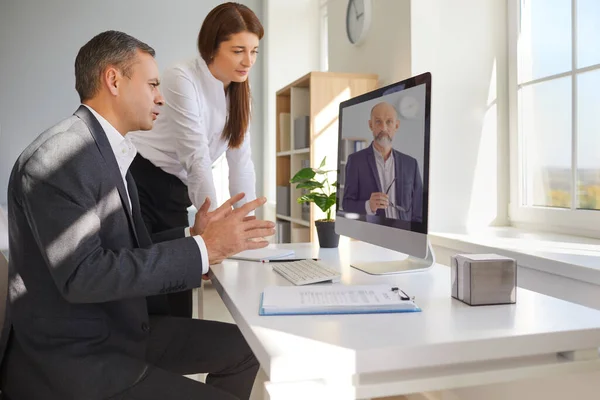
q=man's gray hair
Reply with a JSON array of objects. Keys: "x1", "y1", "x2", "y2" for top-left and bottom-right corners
[{"x1": 75, "y1": 30, "x2": 155, "y2": 102}]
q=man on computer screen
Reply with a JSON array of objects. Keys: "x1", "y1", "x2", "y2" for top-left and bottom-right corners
[{"x1": 342, "y1": 101, "x2": 423, "y2": 222}]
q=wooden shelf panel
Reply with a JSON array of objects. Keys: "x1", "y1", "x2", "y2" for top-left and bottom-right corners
[
  {"x1": 277, "y1": 148, "x2": 310, "y2": 156},
  {"x1": 274, "y1": 71, "x2": 379, "y2": 243},
  {"x1": 276, "y1": 94, "x2": 291, "y2": 153},
  {"x1": 276, "y1": 214, "x2": 310, "y2": 227},
  {"x1": 295, "y1": 148, "x2": 310, "y2": 154},
  {"x1": 276, "y1": 155, "x2": 291, "y2": 187},
  {"x1": 291, "y1": 224, "x2": 311, "y2": 242}
]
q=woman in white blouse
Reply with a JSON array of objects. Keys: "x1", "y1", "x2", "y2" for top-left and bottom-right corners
[{"x1": 129, "y1": 2, "x2": 263, "y2": 318}]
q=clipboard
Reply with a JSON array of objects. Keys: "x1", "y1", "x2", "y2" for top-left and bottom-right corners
[{"x1": 258, "y1": 284, "x2": 421, "y2": 316}]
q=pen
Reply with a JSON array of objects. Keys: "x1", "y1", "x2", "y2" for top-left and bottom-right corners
[
  {"x1": 391, "y1": 287, "x2": 410, "y2": 301},
  {"x1": 262, "y1": 258, "x2": 320, "y2": 263},
  {"x1": 385, "y1": 178, "x2": 397, "y2": 195}
]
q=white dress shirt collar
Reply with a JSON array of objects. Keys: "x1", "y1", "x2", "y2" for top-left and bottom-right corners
[
  {"x1": 196, "y1": 57, "x2": 229, "y2": 114},
  {"x1": 82, "y1": 104, "x2": 137, "y2": 213},
  {"x1": 196, "y1": 57, "x2": 226, "y2": 93},
  {"x1": 82, "y1": 104, "x2": 137, "y2": 175}
]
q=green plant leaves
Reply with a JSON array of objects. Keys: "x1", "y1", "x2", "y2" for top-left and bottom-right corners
[
  {"x1": 290, "y1": 156, "x2": 337, "y2": 215},
  {"x1": 290, "y1": 167, "x2": 316, "y2": 183},
  {"x1": 296, "y1": 193, "x2": 336, "y2": 213},
  {"x1": 296, "y1": 181, "x2": 324, "y2": 190}
]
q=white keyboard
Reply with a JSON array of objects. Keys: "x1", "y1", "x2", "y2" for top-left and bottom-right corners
[{"x1": 271, "y1": 259, "x2": 341, "y2": 285}]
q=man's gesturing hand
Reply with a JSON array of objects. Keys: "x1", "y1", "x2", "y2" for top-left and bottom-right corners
[
  {"x1": 201, "y1": 196, "x2": 275, "y2": 265},
  {"x1": 190, "y1": 193, "x2": 246, "y2": 236}
]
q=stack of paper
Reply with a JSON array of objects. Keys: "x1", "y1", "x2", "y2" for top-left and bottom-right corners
[
  {"x1": 259, "y1": 284, "x2": 421, "y2": 316},
  {"x1": 229, "y1": 248, "x2": 295, "y2": 262}
]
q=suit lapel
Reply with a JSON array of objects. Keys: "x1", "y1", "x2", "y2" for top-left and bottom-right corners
[
  {"x1": 74, "y1": 105, "x2": 140, "y2": 246},
  {"x1": 367, "y1": 144, "x2": 383, "y2": 192},
  {"x1": 126, "y1": 172, "x2": 152, "y2": 248}
]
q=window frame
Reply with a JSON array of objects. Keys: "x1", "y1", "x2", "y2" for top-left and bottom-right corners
[{"x1": 508, "y1": 0, "x2": 600, "y2": 238}]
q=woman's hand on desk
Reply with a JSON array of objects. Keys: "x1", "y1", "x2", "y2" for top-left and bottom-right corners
[{"x1": 200, "y1": 195, "x2": 275, "y2": 265}]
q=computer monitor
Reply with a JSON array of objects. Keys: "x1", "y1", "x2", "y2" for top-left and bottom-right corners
[{"x1": 335, "y1": 72, "x2": 432, "y2": 274}]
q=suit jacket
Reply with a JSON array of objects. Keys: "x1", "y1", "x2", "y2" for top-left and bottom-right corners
[
  {"x1": 0, "y1": 106, "x2": 204, "y2": 399},
  {"x1": 342, "y1": 144, "x2": 423, "y2": 222}
]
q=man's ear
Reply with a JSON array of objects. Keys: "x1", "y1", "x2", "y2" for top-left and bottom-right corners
[
  {"x1": 368, "y1": 119, "x2": 373, "y2": 131},
  {"x1": 104, "y1": 66, "x2": 121, "y2": 96},
  {"x1": 395, "y1": 120, "x2": 400, "y2": 130}
]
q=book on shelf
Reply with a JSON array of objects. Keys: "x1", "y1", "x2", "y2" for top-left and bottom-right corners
[
  {"x1": 354, "y1": 140, "x2": 367, "y2": 152},
  {"x1": 275, "y1": 220, "x2": 291, "y2": 243},
  {"x1": 279, "y1": 113, "x2": 291, "y2": 152},
  {"x1": 340, "y1": 139, "x2": 368, "y2": 160}
]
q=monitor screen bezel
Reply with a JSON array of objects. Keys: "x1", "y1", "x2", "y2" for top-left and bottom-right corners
[{"x1": 335, "y1": 72, "x2": 431, "y2": 258}]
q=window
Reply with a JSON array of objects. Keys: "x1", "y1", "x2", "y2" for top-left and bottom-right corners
[{"x1": 509, "y1": 0, "x2": 600, "y2": 235}]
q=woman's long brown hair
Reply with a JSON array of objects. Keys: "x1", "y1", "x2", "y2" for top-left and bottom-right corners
[{"x1": 197, "y1": 2, "x2": 264, "y2": 148}]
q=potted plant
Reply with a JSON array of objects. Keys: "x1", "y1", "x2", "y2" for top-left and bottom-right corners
[{"x1": 290, "y1": 157, "x2": 340, "y2": 248}]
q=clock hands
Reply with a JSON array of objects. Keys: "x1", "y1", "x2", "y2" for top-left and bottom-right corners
[
  {"x1": 347, "y1": 0, "x2": 369, "y2": 44},
  {"x1": 351, "y1": 1, "x2": 363, "y2": 20}
]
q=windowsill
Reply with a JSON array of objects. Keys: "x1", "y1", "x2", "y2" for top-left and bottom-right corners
[{"x1": 429, "y1": 227, "x2": 600, "y2": 286}]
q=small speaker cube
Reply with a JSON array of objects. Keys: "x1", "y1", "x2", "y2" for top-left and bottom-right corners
[{"x1": 451, "y1": 253, "x2": 517, "y2": 306}]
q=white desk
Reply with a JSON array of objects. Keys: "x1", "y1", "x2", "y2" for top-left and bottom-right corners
[{"x1": 209, "y1": 241, "x2": 600, "y2": 400}]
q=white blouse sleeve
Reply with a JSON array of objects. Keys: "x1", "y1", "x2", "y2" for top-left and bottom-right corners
[
  {"x1": 161, "y1": 67, "x2": 217, "y2": 210},
  {"x1": 226, "y1": 125, "x2": 257, "y2": 210}
]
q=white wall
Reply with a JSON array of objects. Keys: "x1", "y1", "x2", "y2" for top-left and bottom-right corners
[
  {"x1": 0, "y1": 0, "x2": 264, "y2": 206},
  {"x1": 327, "y1": 0, "x2": 510, "y2": 233},
  {"x1": 327, "y1": 0, "x2": 411, "y2": 86},
  {"x1": 261, "y1": 0, "x2": 321, "y2": 220},
  {"x1": 411, "y1": 0, "x2": 509, "y2": 233}
]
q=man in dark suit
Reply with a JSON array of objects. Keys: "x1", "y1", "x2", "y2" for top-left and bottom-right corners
[
  {"x1": 0, "y1": 31, "x2": 274, "y2": 400},
  {"x1": 342, "y1": 101, "x2": 423, "y2": 222}
]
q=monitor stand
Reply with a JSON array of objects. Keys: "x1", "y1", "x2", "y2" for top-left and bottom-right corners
[{"x1": 350, "y1": 240, "x2": 436, "y2": 275}]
